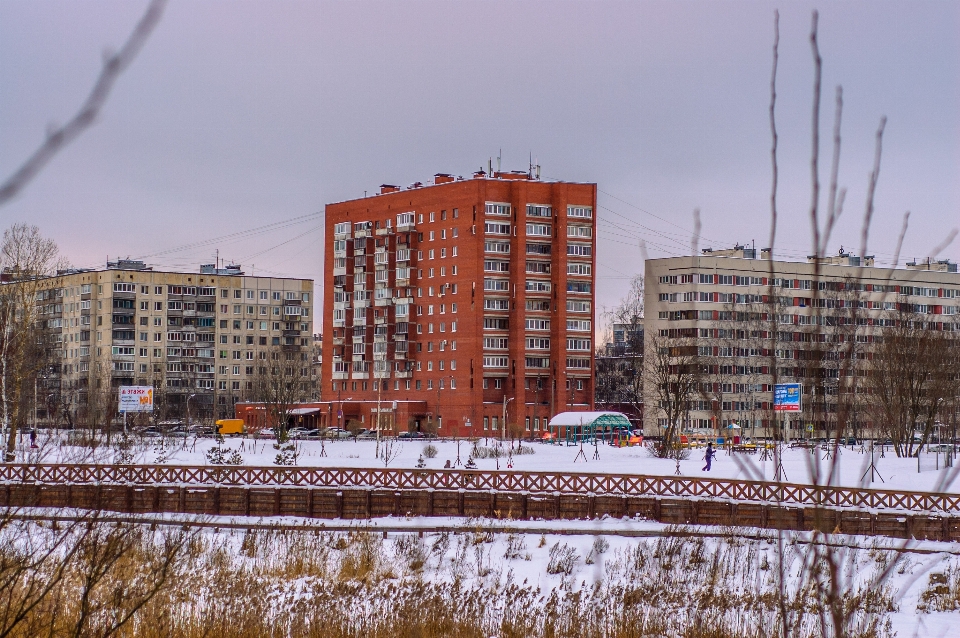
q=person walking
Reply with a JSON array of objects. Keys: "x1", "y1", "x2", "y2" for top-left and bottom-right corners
[{"x1": 702, "y1": 442, "x2": 715, "y2": 472}]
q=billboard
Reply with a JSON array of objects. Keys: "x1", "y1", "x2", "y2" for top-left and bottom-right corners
[
  {"x1": 119, "y1": 386, "x2": 154, "y2": 413},
  {"x1": 773, "y1": 383, "x2": 802, "y2": 412}
]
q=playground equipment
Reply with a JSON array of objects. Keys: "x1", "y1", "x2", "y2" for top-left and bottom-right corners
[{"x1": 545, "y1": 412, "x2": 633, "y2": 447}]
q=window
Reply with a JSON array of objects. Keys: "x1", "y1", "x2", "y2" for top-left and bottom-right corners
[
  {"x1": 526, "y1": 261, "x2": 551, "y2": 274},
  {"x1": 484, "y1": 222, "x2": 511, "y2": 235},
  {"x1": 483, "y1": 318, "x2": 509, "y2": 330},
  {"x1": 334, "y1": 221, "x2": 351, "y2": 236},
  {"x1": 526, "y1": 223, "x2": 551, "y2": 237},
  {"x1": 566, "y1": 300, "x2": 591, "y2": 313},
  {"x1": 483, "y1": 278, "x2": 510, "y2": 292},
  {"x1": 526, "y1": 204, "x2": 552, "y2": 217},
  {"x1": 113, "y1": 283, "x2": 135, "y2": 293},
  {"x1": 484, "y1": 260, "x2": 509, "y2": 273},
  {"x1": 526, "y1": 242, "x2": 551, "y2": 255},
  {"x1": 567, "y1": 225, "x2": 592, "y2": 238},
  {"x1": 484, "y1": 337, "x2": 508, "y2": 349},
  {"x1": 567, "y1": 338, "x2": 591, "y2": 351},
  {"x1": 483, "y1": 298, "x2": 509, "y2": 311},
  {"x1": 485, "y1": 240, "x2": 510, "y2": 253},
  {"x1": 567, "y1": 205, "x2": 593, "y2": 218},
  {"x1": 567, "y1": 358, "x2": 590, "y2": 369},
  {"x1": 485, "y1": 202, "x2": 510, "y2": 216},
  {"x1": 525, "y1": 357, "x2": 550, "y2": 368},
  {"x1": 525, "y1": 337, "x2": 550, "y2": 349},
  {"x1": 525, "y1": 318, "x2": 549, "y2": 330},
  {"x1": 567, "y1": 281, "x2": 591, "y2": 293},
  {"x1": 525, "y1": 280, "x2": 551, "y2": 293},
  {"x1": 483, "y1": 356, "x2": 508, "y2": 368},
  {"x1": 567, "y1": 263, "x2": 592, "y2": 276},
  {"x1": 567, "y1": 319, "x2": 591, "y2": 331}
]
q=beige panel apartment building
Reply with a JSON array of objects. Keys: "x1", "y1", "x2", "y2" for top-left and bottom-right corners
[
  {"x1": 644, "y1": 247, "x2": 960, "y2": 437},
  {"x1": 40, "y1": 259, "x2": 314, "y2": 424}
]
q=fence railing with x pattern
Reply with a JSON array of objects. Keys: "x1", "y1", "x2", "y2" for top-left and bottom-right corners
[{"x1": 0, "y1": 464, "x2": 958, "y2": 514}]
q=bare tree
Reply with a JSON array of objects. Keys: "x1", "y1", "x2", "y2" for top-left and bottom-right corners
[
  {"x1": 865, "y1": 302, "x2": 959, "y2": 457},
  {"x1": 645, "y1": 331, "x2": 700, "y2": 459},
  {"x1": 597, "y1": 274, "x2": 644, "y2": 420},
  {"x1": 253, "y1": 350, "x2": 310, "y2": 443},
  {"x1": 0, "y1": 225, "x2": 66, "y2": 461}
]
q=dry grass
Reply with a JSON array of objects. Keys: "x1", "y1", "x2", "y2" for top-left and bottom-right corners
[{"x1": 0, "y1": 519, "x2": 905, "y2": 638}]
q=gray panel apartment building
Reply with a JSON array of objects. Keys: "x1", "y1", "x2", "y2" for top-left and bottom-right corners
[
  {"x1": 32, "y1": 260, "x2": 314, "y2": 424},
  {"x1": 643, "y1": 247, "x2": 960, "y2": 437}
]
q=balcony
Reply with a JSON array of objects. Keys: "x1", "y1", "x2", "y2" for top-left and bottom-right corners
[
  {"x1": 397, "y1": 221, "x2": 415, "y2": 232},
  {"x1": 332, "y1": 372, "x2": 349, "y2": 380},
  {"x1": 394, "y1": 371, "x2": 412, "y2": 379},
  {"x1": 332, "y1": 337, "x2": 345, "y2": 346},
  {"x1": 351, "y1": 372, "x2": 369, "y2": 380}
]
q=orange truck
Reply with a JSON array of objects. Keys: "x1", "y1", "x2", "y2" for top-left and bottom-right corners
[{"x1": 215, "y1": 419, "x2": 245, "y2": 436}]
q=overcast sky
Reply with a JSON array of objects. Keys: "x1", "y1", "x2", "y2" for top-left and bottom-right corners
[{"x1": 1, "y1": 0, "x2": 957, "y2": 327}]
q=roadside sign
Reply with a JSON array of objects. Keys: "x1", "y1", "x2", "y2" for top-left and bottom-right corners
[
  {"x1": 806, "y1": 424, "x2": 814, "y2": 432},
  {"x1": 773, "y1": 383, "x2": 802, "y2": 412},
  {"x1": 119, "y1": 386, "x2": 154, "y2": 413}
]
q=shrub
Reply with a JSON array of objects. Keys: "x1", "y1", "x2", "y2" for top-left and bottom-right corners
[{"x1": 423, "y1": 444, "x2": 438, "y2": 458}]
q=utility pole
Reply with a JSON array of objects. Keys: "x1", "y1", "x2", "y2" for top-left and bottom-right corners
[
  {"x1": 375, "y1": 374, "x2": 383, "y2": 458},
  {"x1": 501, "y1": 396, "x2": 514, "y2": 445}
]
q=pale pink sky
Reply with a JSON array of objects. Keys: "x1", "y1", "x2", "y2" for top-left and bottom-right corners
[{"x1": 1, "y1": 1, "x2": 957, "y2": 323}]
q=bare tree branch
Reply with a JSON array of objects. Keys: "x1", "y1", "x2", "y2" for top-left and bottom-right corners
[
  {"x1": 857, "y1": 116, "x2": 886, "y2": 259},
  {"x1": 822, "y1": 86, "x2": 843, "y2": 252},
  {"x1": 892, "y1": 211, "x2": 910, "y2": 267},
  {"x1": 809, "y1": 10, "x2": 822, "y2": 258},
  {"x1": 0, "y1": 0, "x2": 167, "y2": 207}
]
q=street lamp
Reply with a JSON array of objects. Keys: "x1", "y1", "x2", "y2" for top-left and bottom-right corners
[{"x1": 186, "y1": 394, "x2": 197, "y2": 429}]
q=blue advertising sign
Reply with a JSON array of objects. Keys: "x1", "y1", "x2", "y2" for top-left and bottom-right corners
[{"x1": 774, "y1": 383, "x2": 802, "y2": 412}]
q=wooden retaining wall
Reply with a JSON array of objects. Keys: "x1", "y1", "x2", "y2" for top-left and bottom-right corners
[{"x1": 2, "y1": 482, "x2": 957, "y2": 542}]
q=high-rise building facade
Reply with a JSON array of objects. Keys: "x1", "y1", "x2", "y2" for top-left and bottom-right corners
[
  {"x1": 644, "y1": 247, "x2": 960, "y2": 437},
  {"x1": 321, "y1": 171, "x2": 597, "y2": 438},
  {"x1": 32, "y1": 260, "x2": 314, "y2": 424}
]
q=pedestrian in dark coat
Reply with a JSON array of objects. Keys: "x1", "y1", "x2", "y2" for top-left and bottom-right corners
[{"x1": 702, "y1": 442, "x2": 715, "y2": 472}]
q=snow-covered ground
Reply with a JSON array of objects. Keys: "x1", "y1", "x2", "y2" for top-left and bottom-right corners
[
  {"x1": 20, "y1": 431, "x2": 960, "y2": 493},
  {"x1": 10, "y1": 509, "x2": 955, "y2": 637}
]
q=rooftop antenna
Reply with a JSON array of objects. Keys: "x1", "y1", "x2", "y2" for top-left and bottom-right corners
[
  {"x1": 497, "y1": 149, "x2": 501, "y2": 174},
  {"x1": 535, "y1": 157, "x2": 540, "y2": 180},
  {"x1": 529, "y1": 151, "x2": 533, "y2": 178},
  {"x1": 488, "y1": 157, "x2": 493, "y2": 175}
]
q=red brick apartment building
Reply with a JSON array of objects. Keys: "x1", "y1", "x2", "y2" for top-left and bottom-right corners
[{"x1": 320, "y1": 171, "x2": 597, "y2": 438}]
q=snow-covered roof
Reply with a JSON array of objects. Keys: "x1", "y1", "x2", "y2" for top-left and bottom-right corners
[
  {"x1": 288, "y1": 408, "x2": 321, "y2": 416},
  {"x1": 547, "y1": 411, "x2": 631, "y2": 427}
]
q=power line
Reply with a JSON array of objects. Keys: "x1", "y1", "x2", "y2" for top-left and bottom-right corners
[{"x1": 136, "y1": 212, "x2": 323, "y2": 260}]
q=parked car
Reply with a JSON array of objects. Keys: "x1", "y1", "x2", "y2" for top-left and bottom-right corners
[
  {"x1": 256, "y1": 428, "x2": 276, "y2": 439},
  {"x1": 324, "y1": 427, "x2": 352, "y2": 439},
  {"x1": 356, "y1": 430, "x2": 378, "y2": 440},
  {"x1": 398, "y1": 431, "x2": 425, "y2": 440}
]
